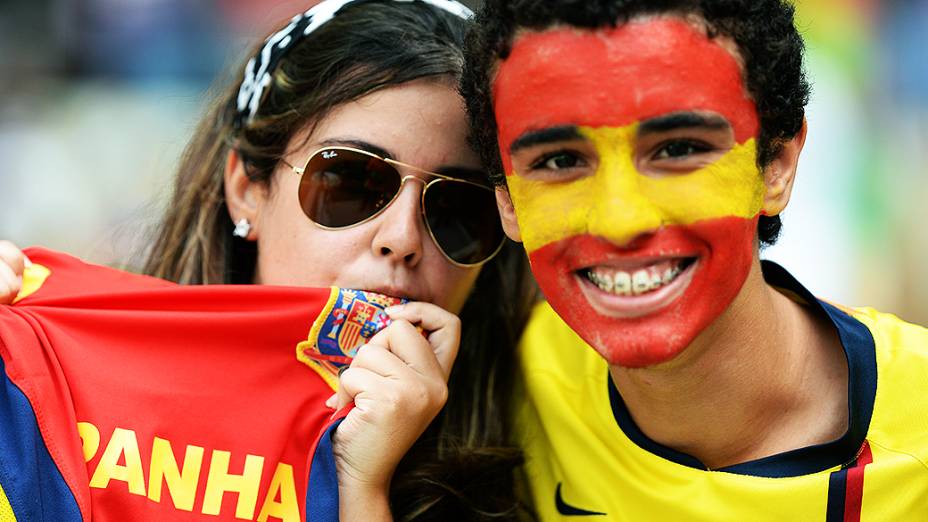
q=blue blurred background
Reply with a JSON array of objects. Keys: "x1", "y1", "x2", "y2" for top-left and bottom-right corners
[{"x1": 1, "y1": 0, "x2": 926, "y2": 325}]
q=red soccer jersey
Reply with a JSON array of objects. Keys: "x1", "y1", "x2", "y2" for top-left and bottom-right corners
[{"x1": 0, "y1": 248, "x2": 352, "y2": 522}]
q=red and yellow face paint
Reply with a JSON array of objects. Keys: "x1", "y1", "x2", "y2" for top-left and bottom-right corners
[{"x1": 494, "y1": 18, "x2": 766, "y2": 367}]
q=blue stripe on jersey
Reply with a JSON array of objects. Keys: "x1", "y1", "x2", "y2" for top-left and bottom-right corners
[
  {"x1": 606, "y1": 261, "x2": 878, "y2": 478},
  {"x1": 0, "y1": 356, "x2": 82, "y2": 521},
  {"x1": 825, "y1": 467, "x2": 848, "y2": 522},
  {"x1": 819, "y1": 300, "x2": 878, "y2": 453},
  {"x1": 306, "y1": 418, "x2": 343, "y2": 522}
]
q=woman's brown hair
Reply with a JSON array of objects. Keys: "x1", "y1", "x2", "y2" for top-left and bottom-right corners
[{"x1": 144, "y1": 1, "x2": 536, "y2": 519}]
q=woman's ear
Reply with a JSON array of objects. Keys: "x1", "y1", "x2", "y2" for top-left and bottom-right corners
[
  {"x1": 495, "y1": 188, "x2": 523, "y2": 243},
  {"x1": 762, "y1": 119, "x2": 808, "y2": 217},
  {"x1": 223, "y1": 150, "x2": 264, "y2": 241}
]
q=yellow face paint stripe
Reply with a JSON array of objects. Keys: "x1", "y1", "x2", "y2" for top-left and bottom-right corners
[
  {"x1": 507, "y1": 124, "x2": 764, "y2": 253},
  {"x1": 12, "y1": 264, "x2": 51, "y2": 304}
]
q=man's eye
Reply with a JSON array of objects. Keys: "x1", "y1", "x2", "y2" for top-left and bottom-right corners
[
  {"x1": 532, "y1": 152, "x2": 584, "y2": 171},
  {"x1": 654, "y1": 141, "x2": 711, "y2": 160}
]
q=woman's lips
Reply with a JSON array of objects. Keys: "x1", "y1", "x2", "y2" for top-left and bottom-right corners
[
  {"x1": 344, "y1": 282, "x2": 426, "y2": 302},
  {"x1": 575, "y1": 257, "x2": 698, "y2": 319}
]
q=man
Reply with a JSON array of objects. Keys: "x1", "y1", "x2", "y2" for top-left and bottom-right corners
[{"x1": 462, "y1": 0, "x2": 928, "y2": 519}]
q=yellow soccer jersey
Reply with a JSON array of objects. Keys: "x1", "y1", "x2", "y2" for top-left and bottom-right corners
[{"x1": 514, "y1": 262, "x2": 928, "y2": 521}]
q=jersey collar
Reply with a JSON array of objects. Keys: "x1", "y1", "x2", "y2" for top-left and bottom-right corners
[{"x1": 607, "y1": 260, "x2": 878, "y2": 478}]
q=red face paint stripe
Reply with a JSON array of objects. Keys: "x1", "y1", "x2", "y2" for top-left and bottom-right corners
[
  {"x1": 493, "y1": 18, "x2": 760, "y2": 175},
  {"x1": 527, "y1": 216, "x2": 757, "y2": 367}
]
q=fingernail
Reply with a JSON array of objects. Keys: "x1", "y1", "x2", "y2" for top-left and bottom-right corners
[
  {"x1": 384, "y1": 305, "x2": 403, "y2": 315},
  {"x1": 23, "y1": 256, "x2": 32, "y2": 268},
  {"x1": 325, "y1": 394, "x2": 336, "y2": 409}
]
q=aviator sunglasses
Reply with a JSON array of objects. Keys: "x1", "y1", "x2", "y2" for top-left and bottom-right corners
[{"x1": 284, "y1": 146, "x2": 505, "y2": 267}]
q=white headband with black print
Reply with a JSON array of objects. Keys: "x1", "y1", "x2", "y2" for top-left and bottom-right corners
[{"x1": 234, "y1": 0, "x2": 474, "y2": 128}]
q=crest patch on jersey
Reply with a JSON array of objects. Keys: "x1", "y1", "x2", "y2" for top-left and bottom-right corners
[{"x1": 297, "y1": 287, "x2": 407, "y2": 389}]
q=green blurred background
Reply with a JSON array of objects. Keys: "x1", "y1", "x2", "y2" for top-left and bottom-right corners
[{"x1": 1, "y1": 0, "x2": 926, "y2": 325}]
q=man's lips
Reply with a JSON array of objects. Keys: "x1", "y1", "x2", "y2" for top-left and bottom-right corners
[
  {"x1": 581, "y1": 256, "x2": 696, "y2": 295},
  {"x1": 551, "y1": 233, "x2": 703, "y2": 272},
  {"x1": 575, "y1": 258, "x2": 698, "y2": 319},
  {"x1": 543, "y1": 233, "x2": 704, "y2": 319}
]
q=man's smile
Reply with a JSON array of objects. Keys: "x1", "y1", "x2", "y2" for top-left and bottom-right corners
[{"x1": 578, "y1": 256, "x2": 697, "y2": 318}]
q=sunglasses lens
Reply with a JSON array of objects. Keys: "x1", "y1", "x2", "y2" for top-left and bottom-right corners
[
  {"x1": 298, "y1": 149, "x2": 400, "y2": 228},
  {"x1": 424, "y1": 180, "x2": 505, "y2": 265}
]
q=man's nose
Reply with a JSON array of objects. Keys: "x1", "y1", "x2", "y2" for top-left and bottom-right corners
[{"x1": 585, "y1": 154, "x2": 663, "y2": 247}]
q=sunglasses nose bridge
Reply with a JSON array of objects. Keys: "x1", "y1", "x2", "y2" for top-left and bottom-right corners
[
  {"x1": 385, "y1": 175, "x2": 429, "y2": 222},
  {"x1": 396, "y1": 175, "x2": 429, "y2": 207},
  {"x1": 398, "y1": 174, "x2": 428, "y2": 187},
  {"x1": 392, "y1": 176, "x2": 446, "y2": 249}
]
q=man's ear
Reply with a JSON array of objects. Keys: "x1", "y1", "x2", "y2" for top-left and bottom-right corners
[
  {"x1": 495, "y1": 187, "x2": 523, "y2": 243},
  {"x1": 762, "y1": 119, "x2": 808, "y2": 216},
  {"x1": 223, "y1": 149, "x2": 265, "y2": 240}
]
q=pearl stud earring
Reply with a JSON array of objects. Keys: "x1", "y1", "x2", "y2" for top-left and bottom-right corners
[{"x1": 232, "y1": 218, "x2": 252, "y2": 238}]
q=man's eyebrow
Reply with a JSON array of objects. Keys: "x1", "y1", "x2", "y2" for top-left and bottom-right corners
[
  {"x1": 638, "y1": 113, "x2": 731, "y2": 134},
  {"x1": 318, "y1": 138, "x2": 392, "y2": 159},
  {"x1": 509, "y1": 126, "x2": 582, "y2": 153}
]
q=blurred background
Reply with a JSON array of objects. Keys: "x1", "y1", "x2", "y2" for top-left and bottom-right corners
[{"x1": 0, "y1": 0, "x2": 926, "y2": 325}]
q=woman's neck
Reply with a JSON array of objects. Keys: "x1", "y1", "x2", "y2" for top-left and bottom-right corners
[{"x1": 610, "y1": 260, "x2": 849, "y2": 470}]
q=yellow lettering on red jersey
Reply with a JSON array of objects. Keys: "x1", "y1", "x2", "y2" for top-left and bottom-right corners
[
  {"x1": 147, "y1": 436, "x2": 205, "y2": 511},
  {"x1": 75, "y1": 421, "x2": 303, "y2": 519},
  {"x1": 89, "y1": 427, "x2": 146, "y2": 495},
  {"x1": 201, "y1": 450, "x2": 264, "y2": 519},
  {"x1": 12, "y1": 263, "x2": 51, "y2": 304},
  {"x1": 256, "y1": 462, "x2": 300, "y2": 522},
  {"x1": 77, "y1": 421, "x2": 100, "y2": 462}
]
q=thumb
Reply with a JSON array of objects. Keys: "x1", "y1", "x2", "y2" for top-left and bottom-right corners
[{"x1": 334, "y1": 366, "x2": 354, "y2": 411}]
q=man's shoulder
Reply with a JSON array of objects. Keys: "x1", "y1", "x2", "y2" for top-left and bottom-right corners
[
  {"x1": 522, "y1": 301, "x2": 583, "y2": 344},
  {"x1": 844, "y1": 305, "x2": 928, "y2": 458},
  {"x1": 517, "y1": 300, "x2": 608, "y2": 384},
  {"x1": 837, "y1": 304, "x2": 928, "y2": 374},
  {"x1": 843, "y1": 305, "x2": 928, "y2": 349},
  {"x1": 520, "y1": 301, "x2": 592, "y2": 358}
]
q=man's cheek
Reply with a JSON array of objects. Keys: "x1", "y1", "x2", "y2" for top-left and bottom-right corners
[{"x1": 506, "y1": 173, "x2": 589, "y2": 254}]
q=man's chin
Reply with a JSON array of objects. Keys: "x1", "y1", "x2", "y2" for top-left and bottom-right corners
[
  {"x1": 547, "y1": 264, "x2": 723, "y2": 368},
  {"x1": 560, "y1": 307, "x2": 695, "y2": 368},
  {"x1": 544, "y1": 255, "x2": 700, "y2": 368},
  {"x1": 600, "y1": 335, "x2": 691, "y2": 368}
]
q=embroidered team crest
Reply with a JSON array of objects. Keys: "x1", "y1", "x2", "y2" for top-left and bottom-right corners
[{"x1": 297, "y1": 288, "x2": 407, "y2": 390}]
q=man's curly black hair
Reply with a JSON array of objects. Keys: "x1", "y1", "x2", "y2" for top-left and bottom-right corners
[{"x1": 461, "y1": 0, "x2": 811, "y2": 246}]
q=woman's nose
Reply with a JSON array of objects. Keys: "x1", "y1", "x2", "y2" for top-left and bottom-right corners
[{"x1": 370, "y1": 179, "x2": 426, "y2": 266}]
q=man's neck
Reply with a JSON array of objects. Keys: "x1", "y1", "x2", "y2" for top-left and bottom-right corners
[{"x1": 609, "y1": 260, "x2": 849, "y2": 470}]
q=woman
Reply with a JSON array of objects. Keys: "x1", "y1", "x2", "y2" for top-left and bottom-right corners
[{"x1": 0, "y1": 0, "x2": 535, "y2": 519}]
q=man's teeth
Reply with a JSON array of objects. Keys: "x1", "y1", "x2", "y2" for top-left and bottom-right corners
[{"x1": 586, "y1": 263, "x2": 685, "y2": 296}]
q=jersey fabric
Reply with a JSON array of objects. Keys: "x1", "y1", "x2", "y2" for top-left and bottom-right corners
[
  {"x1": 515, "y1": 261, "x2": 928, "y2": 521},
  {"x1": 0, "y1": 248, "x2": 350, "y2": 522}
]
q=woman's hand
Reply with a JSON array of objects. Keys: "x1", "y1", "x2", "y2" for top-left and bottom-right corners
[
  {"x1": 0, "y1": 241, "x2": 29, "y2": 305},
  {"x1": 330, "y1": 301, "x2": 461, "y2": 521}
]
